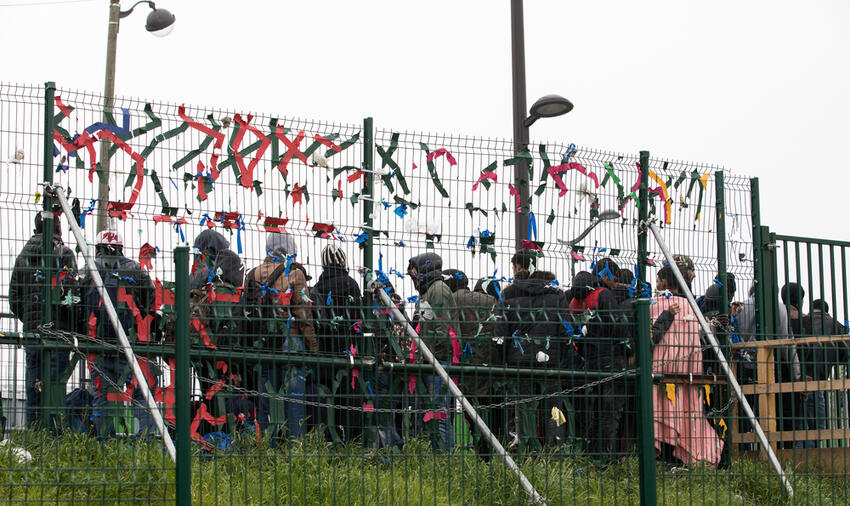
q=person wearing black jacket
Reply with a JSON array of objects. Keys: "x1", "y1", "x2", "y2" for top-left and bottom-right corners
[
  {"x1": 311, "y1": 245, "x2": 365, "y2": 442},
  {"x1": 190, "y1": 229, "x2": 232, "y2": 290},
  {"x1": 83, "y1": 230, "x2": 155, "y2": 437},
  {"x1": 9, "y1": 213, "x2": 78, "y2": 428},
  {"x1": 569, "y1": 266, "x2": 625, "y2": 465},
  {"x1": 496, "y1": 269, "x2": 569, "y2": 452}
]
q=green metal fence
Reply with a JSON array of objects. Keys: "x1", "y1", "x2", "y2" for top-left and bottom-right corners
[{"x1": 0, "y1": 81, "x2": 846, "y2": 504}]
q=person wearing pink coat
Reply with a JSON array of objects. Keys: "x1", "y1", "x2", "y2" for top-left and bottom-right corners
[{"x1": 650, "y1": 266, "x2": 724, "y2": 467}]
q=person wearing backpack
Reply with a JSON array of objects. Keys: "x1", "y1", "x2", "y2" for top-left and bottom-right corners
[
  {"x1": 406, "y1": 252, "x2": 460, "y2": 450},
  {"x1": 569, "y1": 266, "x2": 623, "y2": 466},
  {"x1": 310, "y1": 245, "x2": 366, "y2": 441},
  {"x1": 243, "y1": 232, "x2": 317, "y2": 440},
  {"x1": 9, "y1": 212, "x2": 78, "y2": 429},
  {"x1": 83, "y1": 230, "x2": 155, "y2": 437},
  {"x1": 188, "y1": 248, "x2": 246, "y2": 439},
  {"x1": 190, "y1": 229, "x2": 232, "y2": 290}
]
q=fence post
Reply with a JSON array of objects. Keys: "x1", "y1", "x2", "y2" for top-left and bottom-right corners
[
  {"x1": 174, "y1": 246, "x2": 191, "y2": 506},
  {"x1": 40, "y1": 81, "x2": 57, "y2": 425},
  {"x1": 750, "y1": 177, "x2": 765, "y2": 335},
  {"x1": 362, "y1": 117, "x2": 374, "y2": 272},
  {"x1": 714, "y1": 170, "x2": 730, "y2": 465},
  {"x1": 636, "y1": 150, "x2": 657, "y2": 506}
]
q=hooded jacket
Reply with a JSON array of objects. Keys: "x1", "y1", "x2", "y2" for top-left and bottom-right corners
[
  {"x1": 190, "y1": 229, "x2": 231, "y2": 290},
  {"x1": 408, "y1": 253, "x2": 460, "y2": 363},
  {"x1": 496, "y1": 272, "x2": 570, "y2": 366},
  {"x1": 244, "y1": 233, "x2": 316, "y2": 352},
  {"x1": 802, "y1": 310, "x2": 847, "y2": 380},
  {"x1": 311, "y1": 265, "x2": 363, "y2": 354},
  {"x1": 9, "y1": 233, "x2": 78, "y2": 332}
]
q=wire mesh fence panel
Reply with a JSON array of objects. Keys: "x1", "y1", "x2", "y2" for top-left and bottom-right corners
[{"x1": 0, "y1": 81, "x2": 848, "y2": 504}]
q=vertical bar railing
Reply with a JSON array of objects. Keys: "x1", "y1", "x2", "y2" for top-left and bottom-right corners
[
  {"x1": 175, "y1": 246, "x2": 191, "y2": 506},
  {"x1": 751, "y1": 178, "x2": 765, "y2": 335},
  {"x1": 636, "y1": 150, "x2": 656, "y2": 506},
  {"x1": 714, "y1": 170, "x2": 730, "y2": 465}
]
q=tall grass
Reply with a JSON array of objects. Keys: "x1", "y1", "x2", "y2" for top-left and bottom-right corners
[{"x1": 0, "y1": 429, "x2": 844, "y2": 504}]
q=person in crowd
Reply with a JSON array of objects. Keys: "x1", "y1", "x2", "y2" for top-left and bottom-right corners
[
  {"x1": 243, "y1": 232, "x2": 316, "y2": 440},
  {"x1": 190, "y1": 229, "x2": 232, "y2": 290},
  {"x1": 9, "y1": 212, "x2": 77, "y2": 429},
  {"x1": 311, "y1": 245, "x2": 365, "y2": 441},
  {"x1": 670, "y1": 254, "x2": 696, "y2": 293},
  {"x1": 509, "y1": 249, "x2": 539, "y2": 279},
  {"x1": 83, "y1": 229, "x2": 156, "y2": 437},
  {"x1": 612, "y1": 266, "x2": 638, "y2": 453},
  {"x1": 780, "y1": 282, "x2": 814, "y2": 448},
  {"x1": 799, "y1": 299, "x2": 846, "y2": 448},
  {"x1": 651, "y1": 266, "x2": 723, "y2": 466},
  {"x1": 407, "y1": 252, "x2": 460, "y2": 450},
  {"x1": 189, "y1": 248, "x2": 246, "y2": 438},
  {"x1": 569, "y1": 261, "x2": 626, "y2": 465},
  {"x1": 496, "y1": 265, "x2": 569, "y2": 452},
  {"x1": 443, "y1": 268, "x2": 499, "y2": 456}
]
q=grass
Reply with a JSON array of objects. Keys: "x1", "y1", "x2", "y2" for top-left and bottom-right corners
[{"x1": 0, "y1": 429, "x2": 846, "y2": 505}]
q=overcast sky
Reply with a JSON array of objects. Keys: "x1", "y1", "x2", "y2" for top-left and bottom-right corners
[{"x1": 2, "y1": 0, "x2": 848, "y2": 240}]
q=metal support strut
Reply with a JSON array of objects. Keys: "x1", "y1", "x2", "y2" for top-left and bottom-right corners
[
  {"x1": 48, "y1": 184, "x2": 177, "y2": 463},
  {"x1": 644, "y1": 220, "x2": 793, "y2": 498},
  {"x1": 370, "y1": 281, "x2": 546, "y2": 504}
]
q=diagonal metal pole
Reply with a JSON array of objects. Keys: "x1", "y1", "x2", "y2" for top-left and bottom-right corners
[
  {"x1": 48, "y1": 183, "x2": 176, "y2": 463},
  {"x1": 644, "y1": 220, "x2": 793, "y2": 498},
  {"x1": 371, "y1": 283, "x2": 546, "y2": 504}
]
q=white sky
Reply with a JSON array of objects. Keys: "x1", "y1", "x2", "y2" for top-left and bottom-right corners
[{"x1": 1, "y1": 0, "x2": 849, "y2": 240}]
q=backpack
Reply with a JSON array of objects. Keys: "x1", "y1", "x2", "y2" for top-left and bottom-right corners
[
  {"x1": 86, "y1": 257, "x2": 137, "y2": 341},
  {"x1": 242, "y1": 263, "x2": 293, "y2": 349},
  {"x1": 189, "y1": 282, "x2": 242, "y2": 350}
]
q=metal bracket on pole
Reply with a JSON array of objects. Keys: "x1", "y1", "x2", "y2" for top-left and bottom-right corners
[
  {"x1": 369, "y1": 280, "x2": 546, "y2": 504},
  {"x1": 47, "y1": 183, "x2": 177, "y2": 463},
  {"x1": 644, "y1": 220, "x2": 793, "y2": 498}
]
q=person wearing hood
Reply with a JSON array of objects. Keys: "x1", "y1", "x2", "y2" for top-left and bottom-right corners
[
  {"x1": 443, "y1": 268, "x2": 500, "y2": 456},
  {"x1": 244, "y1": 232, "x2": 316, "y2": 439},
  {"x1": 569, "y1": 264, "x2": 627, "y2": 465},
  {"x1": 311, "y1": 245, "x2": 365, "y2": 440},
  {"x1": 407, "y1": 252, "x2": 460, "y2": 450},
  {"x1": 496, "y1": 268, "x2": 570, "y2": 452},
  {"x1": 190, "y1": 229, "x2": 232, "y2": 290},
  {"x1": 9, "y1": 212, "x2": 78, "y2": 429}
]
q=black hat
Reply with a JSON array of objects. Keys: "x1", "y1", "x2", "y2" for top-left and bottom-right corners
[{"x1": 442, "y1": 269, "x2": 469, "y2": 292}]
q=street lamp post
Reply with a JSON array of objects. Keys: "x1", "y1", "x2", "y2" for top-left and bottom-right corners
[
  {"x1": 96, "y1": 0, "x2": 175, "y2": 233},
  {"x1": 511, "y1": 0, "x2": 573, "y2": 248}
]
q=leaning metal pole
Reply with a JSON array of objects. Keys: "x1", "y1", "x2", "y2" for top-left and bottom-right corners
[
  {"x1": 644, "y1": 220, "x2": 793, "y2": 498},
  {"x1": 49, "y1": 184, "x2": 177, "y2": 463},
  {"x1": 371, "y1": 282, "x2": 545, "y2": 504}
]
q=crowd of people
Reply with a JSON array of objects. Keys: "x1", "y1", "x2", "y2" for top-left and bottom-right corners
[{"x1": 8, "y1": 211, "x2": 848, "y2": 465}]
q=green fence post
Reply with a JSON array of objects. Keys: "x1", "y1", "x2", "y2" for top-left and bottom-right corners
[
  {"x1": 750, "y1": 177, "x2": 766, "y2": 335},
  {"x1": 174, "y1": 246, "x2": 191, "y2": 506},
  {"x1": 362, "y1": 117, "x2": 374, "y2": 272},
  {"x1": 636, "y1": 150, "x2": 657, "y2": 506},
  {"x1": 40, "y1": 81, "x2": 56, "y2": 425},
  {"x1": 714, "y1": 170, "x2": 730, "y2": 466}
]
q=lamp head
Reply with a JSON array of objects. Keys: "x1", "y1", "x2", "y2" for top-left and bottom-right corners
[
  {"x1": 145, "y1": 7, "x2": 175, "y2": 36},
  {"x1": 524, "y1": 94, "x2": 573, "y2": 127}
]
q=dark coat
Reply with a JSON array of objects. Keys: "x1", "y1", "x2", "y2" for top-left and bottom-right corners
[
  {"x1": 802, "y1": 310, "x2": 848, "y2": 380},
  {"x1": 311, "y1": 265, "x2": 363, "y2": 354},
  {"x1": 9, "y1": 234, "x2": 78, "y2": 332},
  {"x1": 496, "y1": 276, "x2": 570, "y2": 367}
]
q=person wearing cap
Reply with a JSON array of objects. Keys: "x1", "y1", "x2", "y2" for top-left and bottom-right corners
[
  {"x1": 244, "y1": 232, "x2": 316, "y2": 440},
  {"x1": 9, "y1": 212, "x2": 77, "y2": 429},
  {"x1": 311, "y1": 244, "x2": 364, "y2": 440},
  {"x1": 407, "y1": 252, "x2": 460, "y2": 450},
  {"x1": 83, "y1": 228, "x2": 156, "y2": 437}
]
